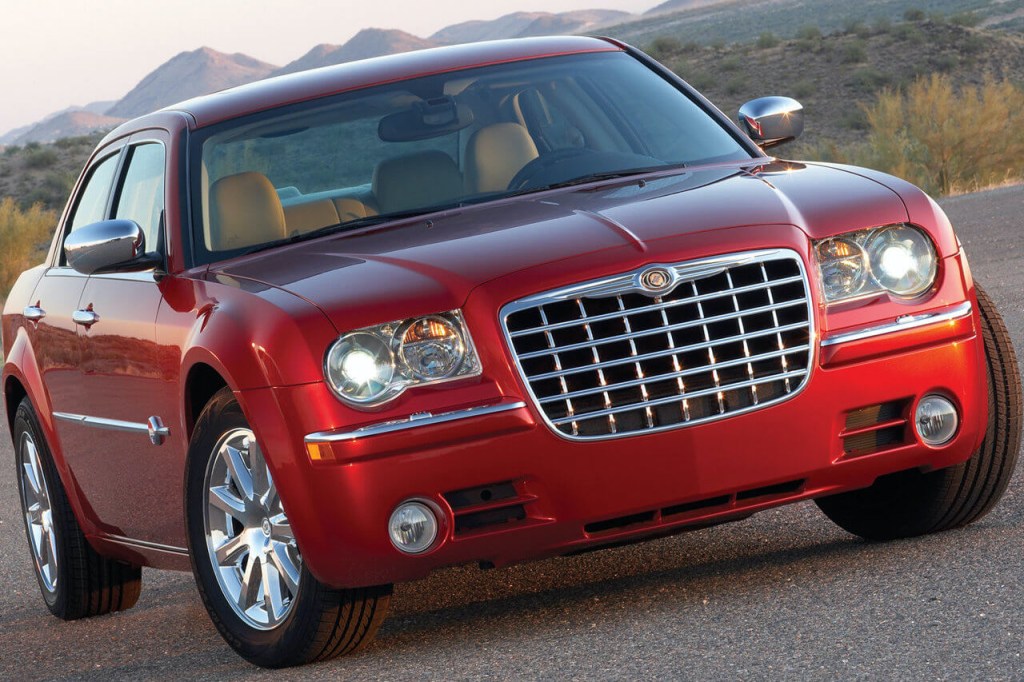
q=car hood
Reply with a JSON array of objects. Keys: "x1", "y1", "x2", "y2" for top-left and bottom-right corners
[{"x1": 213, "y1": 161, "x2": 909, "y2": 332}]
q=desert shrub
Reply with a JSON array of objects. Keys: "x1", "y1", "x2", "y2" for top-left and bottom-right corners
[
  {"x1": 903, "y1": 8, "x2": 926, "y2": 21},
  {"x1": 841, "y1": 41, "x2": 868, "y2": 63},
  {"x1": 19, "y1": 170, "x2": 74, "y2": 211},
  {"x1": 932, "y1": 53, "x2": 959, "y2": 72},
  {"x1": 792, "y1": 80, "x2": 816, "y2": 99},
  {"x1": 859, "y1": 75, "x2": 1024, "y2": 195},
  {"x1": 757, "y1": 32, "x2": 780, "y2": 49},
  {"x1": 849, "y1": 67, "x2": 892, "y2": 92},
  {"x1": 892, "y1": 23, "x2": 925, "y2": 44},
  {"x1": 873, "y1": 17, "x2": 892, "y2": 34},
  {"x1": 648, "y1": 36, "x2": 682, "y2": 61},
  {"x1": 843, "y1": 19, "x2": 870, "y2": 38},
  {"x1": 796, "y1": 25, "x2": 822, "y2": 41},
  {"x1": 683, "y1": 70, "x2": 715, "y2": 91},
  {"x1": 725, "y1": 75, "x2": 748, "y2": 95},
  {"x1": 0, "y1": 198, "x2": 56, "y2": 298},
  {"x1": 963, "y1": 34, "x2": 987, "y2": 55},
  {"x1": 950, "y1": 12, "x2": 980, "y2": 27},
  {"x1": 24, "y1": 148, "x2": 58, "y2": 170},
  {"x1": 720, "y1": 54, "x2": 742, "y2": 72}
]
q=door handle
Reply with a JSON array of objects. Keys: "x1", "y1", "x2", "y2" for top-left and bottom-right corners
[
  {"x1": 23, "y1": 305, "x2": 46, "y2": 322},
  {"x1": 72, "y1": 309, "x2": 100, "y2": 327}
]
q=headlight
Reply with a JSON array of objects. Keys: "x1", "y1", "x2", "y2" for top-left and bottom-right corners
[
  {"x1": 325, "y1": 310, "x2": 481, "y2": 407},
  {"x1": 814, "y1": 224, "x2": 937, "y2": 303}
]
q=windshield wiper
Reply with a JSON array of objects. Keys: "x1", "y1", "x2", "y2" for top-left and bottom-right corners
[
  {"x1": 503, "y1": 163, "x2": 687, "y2": 199},
  {"x1": 232, "y1": 206, "x2": 451, "y2": 258}
]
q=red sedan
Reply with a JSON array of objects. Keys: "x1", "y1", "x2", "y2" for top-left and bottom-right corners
[{"x1": 3, "y1": 36, "x2": 1020, "y2": 667}]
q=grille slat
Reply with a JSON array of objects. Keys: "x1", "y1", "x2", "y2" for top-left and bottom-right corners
[
  {"x1": 509, "y1": 274, "x2": 805, "y2": 338},
  {"x1": 515, "y1": 298, "x2": 807, "y2": 360},
  {"x1": 502, "y1": 249, "x2": 814, "y2": 440}
]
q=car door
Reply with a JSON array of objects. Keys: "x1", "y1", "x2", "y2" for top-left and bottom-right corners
[
  {"x1": 33, "y1": 147, "x2": 123, "y2": 471},
  {"x1": 56, "y1": 133, "x2": 179, "y2": 545}
]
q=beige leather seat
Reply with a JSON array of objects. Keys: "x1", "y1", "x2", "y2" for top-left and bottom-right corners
[
  {"x1": 208, "y1": 172, "x2": 287, "y2": 250},
  {"x1": 464, "y1": 122, "x2": 539, "y2": 194},
  {"x1": 284, "y1": 199, "x2": 340, "y2": 234},
  {"x1": 334, "y1": 197, "x2": 378, "y2": 223},
  {"x1": 372, "y1": 151, "x2": 462, "y2": 214}
]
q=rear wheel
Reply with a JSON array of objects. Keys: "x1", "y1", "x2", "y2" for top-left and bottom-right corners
[
  {"x1": 185, "y1": 387, "x2": 391, "y2": 668},
  {"x1": 13, "y1": 397, "x2": 141, "y2": 619},
  {"x1": 817, "y1": 285, "x2": 1022, "y2": 540}
]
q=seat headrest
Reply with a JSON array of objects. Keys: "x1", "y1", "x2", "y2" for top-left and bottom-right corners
[
  {"x1": 465, "y1": 122, "x2": 539, "y2": 194},
  {"x1": 208, "y1": 172, "x2": 287, "y2": 251},
  {"x1": 372, "y1": 151, "x2": 462, "y2": 214}
]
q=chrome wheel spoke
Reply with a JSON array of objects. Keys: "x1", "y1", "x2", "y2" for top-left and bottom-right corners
[
  {"x1": 269, "y1": 514, "x2": 292, "y2": 543},
  {"x1": 22, "y1": 460, "x2": 42, "y2": 501},
  {"x1": 209, "y1": 485, "x2": 247, "y2": 520},
  {"x1": 222, "y1": 444, "x2": 254, "y2": 501},
  {"x1": 238, "y1": 554, "x2": 262, "y2": 613},
  {"x1": 249, "y1": 446, "x2": 271, "y2": 500},
  {"x1": 214, "y1": 533, "x2": 248, "y2": 566},
  {"x1": 269, "y1": 543, "x2": 300, "y2": 596},
  {"x1": 261, "y1": 556, "x2": 285, "y2": 625}
]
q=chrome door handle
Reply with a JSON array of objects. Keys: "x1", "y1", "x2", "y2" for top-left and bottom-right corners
[
  {"x1": 23, "y1": 305, "x2": 46, "y2": 322},
  {"x1": 72, "y1": 309, "x2": 99, "y2": 327}
]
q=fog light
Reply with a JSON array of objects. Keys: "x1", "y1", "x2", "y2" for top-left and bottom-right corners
[
  {"x1": 388, "y1": 501, "x2": 438, "y2": 554},
  {"x1": 915, "y1": 395, "x2": 959, "y2": 446}
]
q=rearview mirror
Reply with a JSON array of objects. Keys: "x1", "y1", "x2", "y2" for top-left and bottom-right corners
[
  {"x1": 64, "y1": 219, "x2": 157, "y2": 275},
  {"x1": 737, "y1": 96, "x2": 804, "y2": 148}
]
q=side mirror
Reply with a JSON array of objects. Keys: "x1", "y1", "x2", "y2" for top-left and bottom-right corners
[
  {"x1": 64, "y1": 219, "x2": 157, "y2": 275},
  {"x1": 737, "y1": 96, "x2": 804, "y2": 148}
]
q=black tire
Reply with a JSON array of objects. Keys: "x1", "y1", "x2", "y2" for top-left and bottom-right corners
[
  {"x1": 816, "y1": 284, "x2": 1022, "y2": 540},
  {"x1": 185, "y1": 387, "x2": 391, "y2": 668},
  {"x1": 13, "y1": 397, "x2": 142, "y2": 619}
]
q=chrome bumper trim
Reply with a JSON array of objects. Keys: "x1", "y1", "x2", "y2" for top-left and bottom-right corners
[
  {"x1": 820, "y1": 301, "x2": 973, "y2": 348},
  {"x1": 305, "y1": 401, "x2": 528, "y2": 444}
]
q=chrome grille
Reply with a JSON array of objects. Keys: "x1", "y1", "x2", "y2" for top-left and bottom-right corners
[{"x1": 501, "y1": 249, "x2": 814, "y2": 440}]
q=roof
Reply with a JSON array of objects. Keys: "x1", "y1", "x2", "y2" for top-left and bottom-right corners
[{"x1": 171, "y1": 36, "x2": 621, "y2": 129}]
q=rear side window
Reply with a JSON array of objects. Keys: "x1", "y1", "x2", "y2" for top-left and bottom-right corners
[
  {"x1": 114, "y1": 143, "x2": 166, "y2": 252},
  {"x1": 68, "y1": 152, "x2": 120, "y2": 232}
]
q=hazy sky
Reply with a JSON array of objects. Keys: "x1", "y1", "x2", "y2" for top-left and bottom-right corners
[{"x1": 0, "y1": 0, "x2": 656, "y2": 134}]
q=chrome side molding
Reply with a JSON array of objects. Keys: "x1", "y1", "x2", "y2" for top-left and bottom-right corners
[
  {"x1": 305, "y1": 401, "x2": 528, "y2": 443},
  {"x1": 53, "y1": 412, "x2": 170, "y2": 445},
  {"x1": 821, "y1": 301, "x2": 973, "y2": 348}
]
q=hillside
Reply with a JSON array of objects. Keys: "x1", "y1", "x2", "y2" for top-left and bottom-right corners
[
  {"x1": 653, "y1": 17, "x2": 1024, "y2": 151},
  {"x1": 273, "y1": 29, "x2": 435, "y2": 76},
  {"x1": 106, "y1": 47, "x2": 278, "y2": 119},
  {"x1": 432, "y1": 10, "x2": 630, "y2": 43},
  {"x1": 610, "y1": 0, "x2": 1024, "y2": 47}
]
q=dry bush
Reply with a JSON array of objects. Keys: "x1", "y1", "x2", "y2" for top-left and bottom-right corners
[
  {"x1": 858, "y1": 74, "x2": 1024, "y2": 195},
  {"x1": 0, "y1": 198, "x2": 56, "y2": 298}
]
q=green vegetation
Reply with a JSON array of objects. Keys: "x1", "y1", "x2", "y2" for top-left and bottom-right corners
[
  {"x1": 0, "y1": 198, "x2": 55, "y2": 298},
  {"x1": 0, "y1": 133, "x2": 100, "y2": 212},
  {"x1": 857, "y1": 76, "x2": 1024, "y2": 195}
]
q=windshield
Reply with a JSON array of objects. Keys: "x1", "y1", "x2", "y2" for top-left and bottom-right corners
[{"x1": 190, "y1": 51, "x2": 753, "y2": 264}]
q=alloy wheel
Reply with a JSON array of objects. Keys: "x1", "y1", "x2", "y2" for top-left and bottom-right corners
[
  {"x1": 202, "y1": 428, "x2": 301, "y2": 630},
  {"x1": 19, "y1": 431, "x2": 58, "y2": 594}
]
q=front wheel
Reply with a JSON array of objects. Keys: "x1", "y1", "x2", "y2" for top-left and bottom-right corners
[
  {"x1": 185, "y1": 387, "x2": 391, "y2": 668},
  {"x1": 816, "y1": 284, "x2": 1022, "y2": 540}
]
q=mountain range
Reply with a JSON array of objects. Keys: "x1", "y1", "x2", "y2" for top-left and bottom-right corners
[{"x1": 1, "y1": 8, "x2": 635, "y2": 145}]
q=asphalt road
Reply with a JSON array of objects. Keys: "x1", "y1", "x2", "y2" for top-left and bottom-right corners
[{"x1": 2, "y1": 185, "x2": 1023, "y2": 681}]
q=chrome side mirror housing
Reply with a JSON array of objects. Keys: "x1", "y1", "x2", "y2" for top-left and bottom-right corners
[
  {"x1": 738, "y1": 96, "x2": 804, "y2": 148},
  {"x1": 64, "y1": 219, "x2": 155, "y2": 275}
]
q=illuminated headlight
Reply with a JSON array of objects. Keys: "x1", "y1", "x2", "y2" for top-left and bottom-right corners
[
  {"x1": 325, "y1": 310, "x2": 481, "y2": 406},
  {"x1": 814, "y1": 224, "x2": 937, "y2": 303}
]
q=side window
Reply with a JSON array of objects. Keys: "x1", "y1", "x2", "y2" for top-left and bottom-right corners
[
  {"x1": 68, "y1": 152, "x2": 120, "y2": 232},
  {"x1": 114, "y1": 143, "x2": 165, "y2": 253}
]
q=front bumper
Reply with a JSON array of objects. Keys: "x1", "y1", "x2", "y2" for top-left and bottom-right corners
[{"x1": 244, "y1": 292, "x2": 986, "y2": 588}]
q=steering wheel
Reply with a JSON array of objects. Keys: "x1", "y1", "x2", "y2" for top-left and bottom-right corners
[{"x1": 507, "y1": 148, "x2": 593, "y2": 191}]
